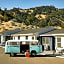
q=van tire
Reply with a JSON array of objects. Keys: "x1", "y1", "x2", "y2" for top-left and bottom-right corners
[
  {"x1": 10, "y1": 53, "x2": 16, "y2": 57},
  {"x1": 31, "y1": 51, "x2": 36, "y2": 56}
]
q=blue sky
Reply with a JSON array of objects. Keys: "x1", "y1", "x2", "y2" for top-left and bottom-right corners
[{"x1": 0, "y1": 0, "x2": 64, "y2": 9}]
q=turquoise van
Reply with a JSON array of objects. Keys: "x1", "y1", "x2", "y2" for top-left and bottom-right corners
[{"x1": 5, "y1": 40, "x2": 42, "y2": 57}]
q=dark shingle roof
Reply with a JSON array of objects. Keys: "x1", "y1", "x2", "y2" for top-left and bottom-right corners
[
  {"x1": 16, "y1": 27, "x2": 56, "y2": 35},
  {"x1": 43, "y1": 29, "x2": 64, "y2": 34},
  {"x1": 0, "y1": 29, "x2": 21, "y2": 35}
]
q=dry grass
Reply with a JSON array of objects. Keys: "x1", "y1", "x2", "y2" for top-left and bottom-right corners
[
  {"x1": 35, "y1": 14, "x2": 46, "y2": 20},
  {"x1": 0, "y1": 14, "x2": 3, "y2": 18},
  {"x1": 19, "y1": 9, "x2": 27, "y2": 13},
  {"x1": 0, "y1": 20, "x2": 21, "y2": 32},
  {"x1": 55, "y1": 26, "x2": 62, "y2": 29}
]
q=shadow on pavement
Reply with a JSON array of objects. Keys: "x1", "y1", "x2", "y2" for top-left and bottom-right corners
[
  {"x1": 14, "y1": 54, "x2": 57, "y2": 57},
  {"x1": 15, "y1": 55, "x2": 25, "y2": 57},
  {"x1": 31, "y1": 54, "x2": 57, "y2": 57}
]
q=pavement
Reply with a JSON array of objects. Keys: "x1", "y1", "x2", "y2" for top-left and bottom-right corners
[{"x1": 0, "y1": 47, "x2": 64, "y2": 64}]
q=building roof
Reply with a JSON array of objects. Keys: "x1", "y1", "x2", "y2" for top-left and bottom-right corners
[
  {"x1": 40, "y1": 29, "x2": 64, "y2": 37},
  {"x1": 0, "y1": 29, "x2": 21, "y2": 36},
  {"x1": 43, "y1": 29, "x2": 64, "y2": 34},
  {"x1": 13, "y1": 27, "x2": 56, "y2": 36}
]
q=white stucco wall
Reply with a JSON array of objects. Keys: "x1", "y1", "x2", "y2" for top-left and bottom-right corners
[
  {"x1": 55, "y1": 37, "x2": 64, "y2": 53},
  {"x1": 61, "y1": 37, "x2": 64, "y2": 48},
  {"x1": 1, "y1": 35, "x2": 4, "y2": 42},
  {"x1": 13, "y1": 36, "x2": 36, "y2": 40},
  {"x1": 0, "y1": 35, "x2": 5, "y2": 44},
  {"x1": 20, "y1": 36, "x2": 25, "y2": 40}
]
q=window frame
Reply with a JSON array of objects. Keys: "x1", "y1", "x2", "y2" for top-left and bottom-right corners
[
  {"x1": 57, "y1": 37, "x2": 61, "y2": 48},
  {"x1": 18, "y1": 36, "x2": 20, "y2": 40},
  {"x1": 26, "y1": 36, "x2": 28, "y2": 40},
  {"x1": 14, "y1": 36, "x2": 15, "y2": 40},
  {"x1": 32, "y1": 36, "x2": 34, "y2": 40}
]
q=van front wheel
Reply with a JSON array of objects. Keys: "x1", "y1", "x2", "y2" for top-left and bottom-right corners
[{"x1": 10, "y1": 53, "x2": 16, "y2": 57}]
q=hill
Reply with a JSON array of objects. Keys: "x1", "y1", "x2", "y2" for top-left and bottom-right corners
[
  {"x1": 0, "y1": 19, "x2": 39, "y2": 32},
  {"x1": 0, "y1": 6, "x2": 64, "y2": 31}
]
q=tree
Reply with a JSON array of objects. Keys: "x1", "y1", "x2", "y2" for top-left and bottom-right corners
[
  {"x1": 25, "y1": 16, "x2": 36, "y2": 25},
  {"x1": 4, "y1": 8, "x2": 7, "y2": 11},
  {"x1": 4, "y1": 13, "x2": 8, "y2": 21}
]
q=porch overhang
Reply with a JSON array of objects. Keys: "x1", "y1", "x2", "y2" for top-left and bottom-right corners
[{"x1": 40, "y1": 34, "x2": 55, "y2": 37}]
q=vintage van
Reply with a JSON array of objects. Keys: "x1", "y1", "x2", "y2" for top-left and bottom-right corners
[{"x1": 5, "y1": 40, "x2": 42, "y2": 57}]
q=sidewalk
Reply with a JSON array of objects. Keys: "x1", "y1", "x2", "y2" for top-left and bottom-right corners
[
  {"x1": 0, "y1": 45, "x2": 5, "y2": 48},
  {"x1": 56, "y1": 55, "x2": 64, "y2": 58}
]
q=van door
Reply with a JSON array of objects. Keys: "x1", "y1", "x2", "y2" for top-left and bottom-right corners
[
  {"x1": 10, "y1": 42, "x2": 20, "y2": 53},
  {"x1": 5, "y1": 43, "x2": 11, "y2": 53},
  {"x1": 30, "y1": 42, "x2": 42, "y2": 54},
  {"x1": 30, "y1": 45, "x2": 42, "y2": 53},
  {"x1": 5, "y1": 42, "x2": 20, "y2": 53},
  {"x1": 20, "y1": 41, "x2": 29, "y2": 53}
]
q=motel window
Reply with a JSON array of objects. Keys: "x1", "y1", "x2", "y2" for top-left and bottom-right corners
[
  {"x1": 26, "y1": 36, "x2": 28, "y2": 40},
  {"x1": 57, "y1": 37, "x2": 61, "y2": 48},
  {"x1": 14, "y1": 37, "x2": 15, "y2": 40},
  {"x1": 32, "y1": 36, "x2": 34, "y2": 40},
  {"x1": 18, "y1": 36, "x2": 20, "y2": 40}
]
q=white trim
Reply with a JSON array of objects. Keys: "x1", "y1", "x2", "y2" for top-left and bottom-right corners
[
  {"x1": 12, "y1": 33, "x2": 34, "y2": 36},
  {"x1": 40, "y1": 33, "x2": 64, "y2": 36},
  {"x1": 55, "y1": 37, "x2": 57, "y2": 50},
  {"x1": 52, "y1": 33, "x2": 64, "y2": 35},
  {"x1": 6, "y1": 45, "x2": 20, "y2": 46},
  {"x1": 40, "y1": 34, "x2": 54, "y2": 36},
  {"x1": 6, "y1": 40, "x2": 38, "y2": 42}
]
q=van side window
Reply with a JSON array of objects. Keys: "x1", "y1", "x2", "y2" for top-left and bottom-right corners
[
  {"x1": 11, "y1": 42, "x2": 17, "y2": 45},
  {"x1": 26, "y1": 42, "x2": 29, "y2": 45},
  {"x1": 7, "y1": 42, "x2": 18, "y2": 45},
  {"x1": 57, "y1": 37, "x2": 61, "y2": 48}
]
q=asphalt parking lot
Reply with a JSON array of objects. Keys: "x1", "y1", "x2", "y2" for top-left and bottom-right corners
[{"x1": 0, "y1": 47, "x2": 64, "y2": 64}]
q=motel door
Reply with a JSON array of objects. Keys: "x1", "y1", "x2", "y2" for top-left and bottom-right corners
[
  {"x1": 41, "y1": 36, "x2": 55, "y2": 51},
  {"x1": 42, "y1": 37, "x2": 50, "y2": 51}
]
